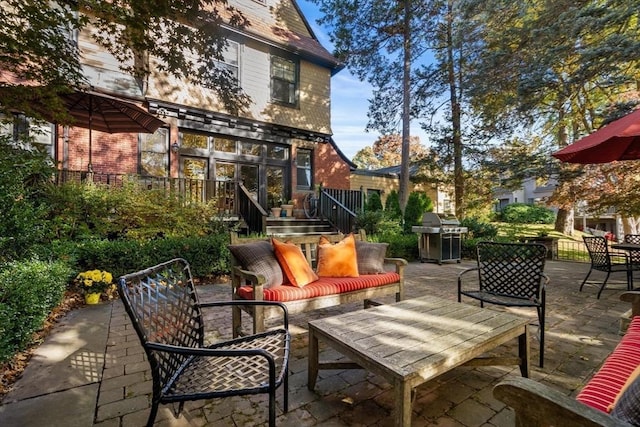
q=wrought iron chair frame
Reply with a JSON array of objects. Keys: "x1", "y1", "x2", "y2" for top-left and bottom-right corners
[
  {"x1": 581, "y1": 236, "x2": 632, "y2": 299},
  {"x1": 458, "y1": 241, "x2": 549, "y2": 368},
  {"x1": 118, "y1": 258, "x2": 290, "y2": 427}
]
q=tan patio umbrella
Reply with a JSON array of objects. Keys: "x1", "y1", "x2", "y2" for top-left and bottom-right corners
[{"x1": 53, "y1": 89, "x2": 166, "y2": 171}]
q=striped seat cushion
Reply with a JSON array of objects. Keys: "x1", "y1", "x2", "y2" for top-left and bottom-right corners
[
  {"x1": 237, "y1": 272, "x2": 400, "y2": 302},
  {"x1": 576, "y1": 316, "x2": 640, "y2": 413}
]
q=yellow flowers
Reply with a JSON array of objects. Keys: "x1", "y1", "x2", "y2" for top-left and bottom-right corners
[{"x1": 75, "y1": 269, "x2": 113, "y2": 294}]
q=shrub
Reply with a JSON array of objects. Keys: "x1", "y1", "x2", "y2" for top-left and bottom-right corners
[
  {"x1": 0, "y1": 260, "x2": 73, "y2": 362},
  {"x1": 384, "y1": 190, "x2": 402, "y2": 220},
  {"x1": 499, "y1": 203, "x2": 555, "y2": 224},
  {"x1": 460, "y1": 217, "x2": 499, "y2": 239},
  {"x1": 373, "y1": 232, "x2": 419, "y2": 261},
  {"x1": 356, "y1": 210, "x2": 384, "y2": 236},
  {"x1": 0, "y1": 138, "x2": 53, "y2": 262},
  {"x1": 365, "y1": 192, "x2": 383, "y2": 212},
  {"x1": 403, "y1": 192, "x2": 433, "y2": 233},
  {"x1": 31, "y1": 233, "x2": 232, "y2": 280}
]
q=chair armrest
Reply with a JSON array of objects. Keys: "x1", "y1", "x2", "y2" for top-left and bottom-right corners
[
  {"x1": 200, "y1": 300, "x2": 289, "y2": 329},
  {"x1": 621, "y1": 291, "x2": 640, "y2": 317},
  {"x1": 384, "y1": 257, "x2": 408, "y2": 274},
  {"x1": 458, "y1": 267, "x2": 479, "y2": 280},
  {"x1": 494, "y1": 377, "x2": 631, "y2": 427},
  {"x1": 232, "y1": 266, "x2": 267, "y2": 286}
]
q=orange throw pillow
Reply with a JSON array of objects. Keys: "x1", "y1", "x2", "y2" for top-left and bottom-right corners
[
  {"x1": 272, "y1": 238, "x2": 318, "y2": 287},
  {"x1": 316, "y1": 234, "x2": 359, "y2": 278}
]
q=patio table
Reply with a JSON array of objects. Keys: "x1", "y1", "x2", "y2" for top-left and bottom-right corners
[{"x1": 307, "y1": 295, "x2": 530, "y2": 427}]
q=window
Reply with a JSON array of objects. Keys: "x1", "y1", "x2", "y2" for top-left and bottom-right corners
[
  {"x1": 140, "y1": 128, "x2": 169, "y2": 177},
  {"x1": 271, "y1": 55, "x2": 298, "y2": 106},
  {"x1": 216, "y1": 41, "x2": 240, "y2": 84},
  {"x1": 296, "y1": 149, "x2": 312, "y2": 189},
  {"x1": 0, "y1": 114, "x2": 54, "y2": 157}
]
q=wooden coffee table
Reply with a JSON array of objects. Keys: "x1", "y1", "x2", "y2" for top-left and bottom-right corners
[{"x1": 307, "y1": 295, "x2": 530, "y2": 426}]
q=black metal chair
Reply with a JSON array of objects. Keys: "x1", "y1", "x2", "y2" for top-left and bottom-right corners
[
  {"x1": 581, "y1": 236, "x2": 632, "y2": 299},
  {"x1": 458, "y1": 242, "x2": 549, "y2": 367},
  {"x1": 118, "y1": 258, "x2": 290, "y2": 427}
]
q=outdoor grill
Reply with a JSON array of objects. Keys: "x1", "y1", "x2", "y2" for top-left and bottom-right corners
[{"x1": 412, "y1": 212, "x2": 468, "y2": 264}]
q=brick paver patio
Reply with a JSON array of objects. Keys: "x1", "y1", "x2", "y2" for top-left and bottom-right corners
[{"x1": 2, "y1": 259, "x2": 634, "y2": 426}]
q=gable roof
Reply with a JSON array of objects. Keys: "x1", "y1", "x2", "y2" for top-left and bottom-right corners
[{"x1": 223, "y1": 1, "x2": 343, "y2": 74}]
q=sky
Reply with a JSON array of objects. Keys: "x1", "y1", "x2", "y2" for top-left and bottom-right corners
[{"x1": 296, "y1": 0, "x2": 430, "y2": 161}]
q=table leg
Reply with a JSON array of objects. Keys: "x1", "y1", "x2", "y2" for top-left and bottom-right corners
[
  {"x1": 308, "y1": 327, "x2": 319, "y2": 391},
  {"x1": 394, "y1": 380, "x2": 412, "y2": 427},
  {"x1": 518, "y1": 324, "x2": 530, "y2": 378}
]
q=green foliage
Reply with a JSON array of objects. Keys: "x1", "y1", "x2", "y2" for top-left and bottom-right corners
[
  {"x1": 0, "y1": 260, "x2": 73, "y2": 362},
  {"x1": 384, "y1": 190, "x2": 402, "y2": 220},
  {"x1": 0, "y1": 138, "x2": 54, "y2": 262},
  {"x1": 499, "y1": 203, "x2": 556, "y2": 224},
  {"x1": 31, "y1": 234, "x2": 231, "y2": 279},
  {"x1": 356, "y1": 210, "x2": 384, "y2": 236},
  {"x1": 1, "y1": 1, "x2": 249, "y2": 120},
  {"x1": 403, "y1": 192, "x2": 433, "y2": 233},
  {"x1": 374, "y1": 232, "x2": 419, "y2": 261},
  {"x1": 365, "y1": 192, "x2": 383, "y2": 212},
  {"x1": 43, "y1": 180, "x2": 222, "y2": 241},
  {"x1": 460, "y1": 217, "x2": 498, "y2": 239}
]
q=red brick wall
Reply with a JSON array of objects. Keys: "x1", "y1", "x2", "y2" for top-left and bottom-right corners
[
  {"x1": 314, "y1": 141, "x2": 350, "y2": 190},
  {"x1": 57, "y1": 126, "x2": 138, "y2": 174}
]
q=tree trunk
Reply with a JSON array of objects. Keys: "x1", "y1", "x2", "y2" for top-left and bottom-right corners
[
  {"x1": 398, "y1": 0, "x2": 411, "y2": 214},
  {"x1": 446, "y1": 0, "x2": 464, "y2": 218},
  {"x1": 555, "y1": 208, "x2": 574, "y2": 235}
]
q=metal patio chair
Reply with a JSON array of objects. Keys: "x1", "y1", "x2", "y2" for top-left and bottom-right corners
[
  {"x1": 118, "y1": 258, "x2": 290, "y2": 427},
  {"x1": 581, "y1": 236, "x2": 632, "y2": 299},
  {"x1": 458, "y1": 241, "x2": 549, "y2": 367}
]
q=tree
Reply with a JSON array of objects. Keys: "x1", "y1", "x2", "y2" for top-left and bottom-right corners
[
  {"x1": 312, "y1": 0, "x2": 435, "y2": 214},
  {"x1": 0, "y1": 0, "x2": 250, "y2": 122},
  {"x1": 463, "y1": 0, "x2": 640, "y2": 233},
  {"x1": 352, "y1": 134, "x2": 427, "y2": 169}
]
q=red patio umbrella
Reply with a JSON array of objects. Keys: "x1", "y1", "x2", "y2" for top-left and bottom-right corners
[{"x1": 552, "y1": 108, "x2": 640, "y2": 164}]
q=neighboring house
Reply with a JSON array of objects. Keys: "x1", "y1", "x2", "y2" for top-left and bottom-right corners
[
  {"x1": 495, "y1": 177, "x2": 620, "y2": 238},
  {"x1": 494, "y1": 177, "x2": 557, "y2": 210},
  {"x1": 351, "y1": 164, "x2": 454, "y2": 214},
  {"x1": 2, "y1": 0, "x2": 351, "y2": 220}
]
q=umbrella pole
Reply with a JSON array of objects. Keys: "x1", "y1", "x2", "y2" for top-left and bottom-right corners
[{"x1": 88, "y1": 95, "x2": 93, "y2": 173}]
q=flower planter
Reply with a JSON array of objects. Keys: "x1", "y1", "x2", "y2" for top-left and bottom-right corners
[
  {"x1": 281, "y1": 204, "x2": 294, "y2": 218},
  {"x1": 271, "y1": 207, "x2": 282, "y2": 217},
  {"x1": 85, "y1": 292, "x2": 101, "y2": 305}
]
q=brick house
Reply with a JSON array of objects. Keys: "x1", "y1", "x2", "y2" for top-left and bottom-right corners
[{"x1": 2, "y1": 0, "x2": 354, "y2": 223}]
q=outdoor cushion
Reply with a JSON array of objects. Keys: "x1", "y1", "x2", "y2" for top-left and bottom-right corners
[
  {"x1": 356, "y1": 241, "x2": 388, "y2": 274},
  {"x1": 577, "y1": 316, "x2": 640, "y2": 413},
  {"x1": 236, "y1": 272, "x2": 401, "y2": 302},
  {"x1": 229, "y1": 241, "x2": 283, "y2": 289},
  {"x1": 316, "y1": 234, "x2": 359, "y2": 278},
  {"x1": 272, "y1": 238, "x2": 318, "y2": 287},
  {"x1": 611, "y1": 370, "x2": 640, "y2": 425}
]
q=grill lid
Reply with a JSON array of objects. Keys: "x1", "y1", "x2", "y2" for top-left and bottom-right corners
[{"x1": 421, "y1": 212, "x2": 461, "y2": 227}]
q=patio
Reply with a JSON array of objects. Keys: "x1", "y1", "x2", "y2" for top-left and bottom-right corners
[{"x1": 0, "y1": 259, "x2": 632, "y2": 426}]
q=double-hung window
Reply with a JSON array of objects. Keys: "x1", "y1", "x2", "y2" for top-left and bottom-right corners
[
  {"x1": 270, "y1": 55, "x2": 298, "y2": 106},
  {"x1": 296, "y1": 148, "x2": 312, "y2": 189}
]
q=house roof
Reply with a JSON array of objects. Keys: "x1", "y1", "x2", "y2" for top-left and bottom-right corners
[
  {"x1": 328, "y1": 137, "x2": 357, "y2": 170},
  {"x1": 223, "y1": 1, "x2": 344, "y2": 74},
  {"x1": 353, "y1": 163, "x2": 422, "y2": 178}
]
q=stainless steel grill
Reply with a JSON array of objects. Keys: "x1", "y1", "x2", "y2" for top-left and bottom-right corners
[{"x1": 412, "y1": 213, "x2": 468, "y2": 264}]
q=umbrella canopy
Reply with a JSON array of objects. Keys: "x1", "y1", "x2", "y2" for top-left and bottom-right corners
[
  {"x1": 552, "y1": 109, "x2": 640, "y2": 164},
  {"x1": 30, "y1": 88, "x2": 165, "y2": 171}
]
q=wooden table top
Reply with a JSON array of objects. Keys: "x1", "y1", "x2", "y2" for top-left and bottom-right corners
[{"x1": 308, "y1": 295, "x2": 530, "y2": 385}]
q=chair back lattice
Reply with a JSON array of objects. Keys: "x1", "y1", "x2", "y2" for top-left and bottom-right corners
[
  {"x1": 118, "y1": 258, "x2": 204, "y2": 394},
  {"x1": 624, "y1": 234, "x2": 640, "y2": 263},
  {"x1": 476, "y1": 242, "x2": 547, "y2": 302},
  {"x1": 583, "y1": 236, "x2": 616, "y2": 269}
]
